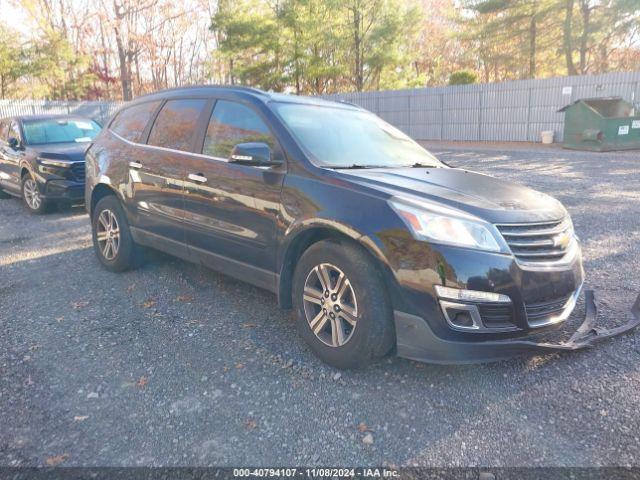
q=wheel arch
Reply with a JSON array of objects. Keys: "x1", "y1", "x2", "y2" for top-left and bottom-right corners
[
  {"x1": 90, "y1": 183, "x2": 119, "y2": 218},
  {"x1": 277, "y1": 224, "x2": 400, "y2": 310}
]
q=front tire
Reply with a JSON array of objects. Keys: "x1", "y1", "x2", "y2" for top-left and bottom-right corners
[
  {"x1": 21, "y1": 175, "x2": 50, "y2": 214},
  {"x1": 292, "y1": 240, "x2": 395, "y2": 369},
  {"x1": 92, "y1": 195, "x2": 143, "y2": 272}
]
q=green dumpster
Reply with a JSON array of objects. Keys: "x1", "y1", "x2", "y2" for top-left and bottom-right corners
[{"x1": 558, "y1": 97, "x2": 640, "y2": 151}]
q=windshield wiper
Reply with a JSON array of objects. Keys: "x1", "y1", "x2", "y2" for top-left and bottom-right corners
[
  {"x1": 325, "y1": 164, "x2": 388, "y2": 170},
  {"x1": 408, "y1": 162, "x2": 439, "y2": 168}
]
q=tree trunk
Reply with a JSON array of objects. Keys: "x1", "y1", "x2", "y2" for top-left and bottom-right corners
[
  {"x1": 352, "y1": 2, "x2": 363, "y2": 91},
  {"x1": 114, "y1": 31, "x2": 132, "y2": 101},
  {"x1": 578, "y1": 0, "x2": 591, "y2": 74},
  {"x1": 563, "y1": 0, "x2": 578, "y2": 75},
  {"x1": 528, "y1": 13, "x2": 537, "y2": 78}
]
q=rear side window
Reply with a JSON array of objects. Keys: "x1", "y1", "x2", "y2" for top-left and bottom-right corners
[
  {"x1": 203, "y1": 100, "x2": 277, "y2": 158},
  {"x1": 148, "y1": 99, "x2": 208, "y2": 152},
  {"x1": 110, "y1": 101, "x2": 160, "y2": 142},
  {"x1": 8, "y1": 122, "x2": 21, "y2": 141}
]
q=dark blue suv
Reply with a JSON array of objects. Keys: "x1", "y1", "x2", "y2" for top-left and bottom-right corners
[{"x1": 0, "y1": 114, "x2": 101, "y2": 213}]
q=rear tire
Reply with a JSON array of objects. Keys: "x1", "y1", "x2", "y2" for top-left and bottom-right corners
[
  {"x1": 21, "y1": 174, "x2": 50, "y2": 214},
  {"x1": 292, "y1": 239, "x2": 395, "y2": 369},
  {"x1": 92, "y1": 195, "x2": 143, "y2": 272}
]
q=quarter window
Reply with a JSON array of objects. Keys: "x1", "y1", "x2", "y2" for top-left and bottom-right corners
[
  {"x1": 203, "y1": 100, "x2": 277, "y2": 159},
  {"x1": 148, "y1": 99, "x2": 208, "y2": 152},
  {"x1": 110, "y1": 101, "x2": 160, "y2": 143}
]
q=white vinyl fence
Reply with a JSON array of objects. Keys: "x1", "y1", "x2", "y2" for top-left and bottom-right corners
[
  {"x1": 2, "y1": 71, "x2": 639, "y2": 142},
  {"x1": 325, "y1": 71, "x2": 640, "y2": 142},
  {"x1": 0, "y1": 100, "x2": 122, "y2": 126}
]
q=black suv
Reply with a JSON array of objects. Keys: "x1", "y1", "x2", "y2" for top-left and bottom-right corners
[
  {"x1": 0, "y1": 114, "x2": 102, "y2": 213},
  {"x1": 85, "y1": 86, "x2": 586, "y2": 368}
]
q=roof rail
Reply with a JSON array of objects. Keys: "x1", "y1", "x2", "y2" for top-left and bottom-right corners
[
  {"x1": 134, "y1": 84, "x2": 269, "y2": 100},
  {"x1": 336, "y1": 99, "x2": 361, "y2": 108}
]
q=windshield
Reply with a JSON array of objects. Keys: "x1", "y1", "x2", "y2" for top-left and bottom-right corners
[
  {"x1": 273, "y1": 102, "x2": 442, "y2": 168},
  {"x1": 22, "y1": 118, "x2": 102, "y2": 145}
]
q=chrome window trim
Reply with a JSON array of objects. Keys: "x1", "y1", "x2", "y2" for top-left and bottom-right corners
[{"x1": 110, "y1": 129, "x2": 229, "y2": 163}]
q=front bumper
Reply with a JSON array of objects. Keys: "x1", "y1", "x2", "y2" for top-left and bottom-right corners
[
  {"x1": 40, "y1": 179, "x2": 85, "y2": 202},
  {"x1": 394, "y1": 290, "x2": 640, "y2": 364}
]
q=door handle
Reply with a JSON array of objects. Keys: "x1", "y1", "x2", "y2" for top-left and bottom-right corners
[
  {"x1": 188, "y1": 173, "x2": 207, "y2": 183},
  {"x1": 129, "y1": 161, "x2": 143, "y2": 169}
]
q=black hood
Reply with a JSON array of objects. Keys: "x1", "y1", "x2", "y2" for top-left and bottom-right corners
[
  {"x1": 29, "y1": 142, "x2": 90, "y2": 162},
  {"x1": 339, "y1": 166, "x2": 567, "y2": 224}
]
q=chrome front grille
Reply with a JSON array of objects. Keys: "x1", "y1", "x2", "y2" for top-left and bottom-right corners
[{"x1": 496, "y1": 218, "x2": 574, "y2": 264}]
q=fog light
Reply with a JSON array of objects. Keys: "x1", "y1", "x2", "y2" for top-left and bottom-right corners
[
  {"x1": 439, "y1": 301, "x2": 482, "y2": 330},
  {"x1": 435, "y1": 285, "x2": 510, "y2": 304}
]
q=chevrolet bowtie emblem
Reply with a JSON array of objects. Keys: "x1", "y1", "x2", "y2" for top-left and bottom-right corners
[{"x1": 552, "y1": 232, "x2": 571, "y2": 249}]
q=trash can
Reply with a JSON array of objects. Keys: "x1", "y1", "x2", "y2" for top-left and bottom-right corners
[
  {"x1": 541, "y1": 131, "x2": 554, "y2": 144},
  {"x1": 558, "y1": 97, "x2": 640, "y2": 151}
]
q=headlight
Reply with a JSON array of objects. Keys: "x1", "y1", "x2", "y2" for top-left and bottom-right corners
[
  {"x1": 389, "y1": 197, "x2": 506, "y2": 252},
  {"x1": 37, "y1": 158, "x2": 72, "y2": 168}
]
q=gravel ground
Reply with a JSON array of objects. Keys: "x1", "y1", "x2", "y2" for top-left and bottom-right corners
[{"x1": 1, "y1": 144, "x2": 639, "y2": 468}]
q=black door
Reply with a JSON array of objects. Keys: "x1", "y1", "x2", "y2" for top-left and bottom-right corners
[
  {"x1": 182, "y1": 99, "x2": 285, "y2": 288},
  {"x1": 0, "y1": 120, "x2": 25, "y2": 192},
  {"x1": 120, "y1": 98, "x2": 208, "y2": 245}
]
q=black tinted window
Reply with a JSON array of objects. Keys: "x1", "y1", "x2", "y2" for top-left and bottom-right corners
[
  {"x1": 148, "y1": 99, "x2": 207, "y2": 152},
  {"x1": 203, "y1": 100, "x2": 276, "y2": 158},
  {"x1": 0, "y1": 121, "x2": 8, "y2": 141},
  {"x1": 8, "y1": 122, "x2": 20, "y2": 141},
  {"x1": 110, "y1": 101, "x2": 160, "y2": 142}
]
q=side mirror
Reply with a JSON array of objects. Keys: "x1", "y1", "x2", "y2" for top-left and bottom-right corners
[
  {"x1": 229, "y1": 142, "x2": 282, "y2": 167},
  {"x1": 8, "y1": 137, "x2": 21, "y2": 150}
]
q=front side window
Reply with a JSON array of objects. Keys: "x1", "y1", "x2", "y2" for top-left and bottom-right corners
[
  {"x1": 147, "y1": 99, "x2": 208, "y2": 152},
  {"x1": 203, "y1": 100, "x2": 277, "y2": 159},
  {"x1": 110, "y1": 101, "x2": 160, "y2": 143},
  {"x1": 22, "y1": 118, "x2": 101, "y2": 145},
  {"x1": 273, "y1": 103, "x2": 442, "y2": 168}
]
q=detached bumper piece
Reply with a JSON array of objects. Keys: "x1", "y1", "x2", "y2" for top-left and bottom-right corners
[{"x1": 395, "y1": 290, "x2": 640, "y2": 364}]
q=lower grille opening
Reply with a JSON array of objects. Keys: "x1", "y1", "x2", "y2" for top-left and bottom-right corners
[
  {"x1": 478, "y1": 304, "x2": 516, "y2": 329},
  {"x1": 525, "y1": 295, "x2": 571, "y2": 327}
]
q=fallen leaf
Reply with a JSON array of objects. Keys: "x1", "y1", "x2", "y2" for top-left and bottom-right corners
[
  {"x1": 126, "y1": 284, "x2": 135, "y2": 293},
  {"x1": 136, "y1": 376, "x2": 149, "y2": 388},
  {"x1": 235, "y1": 363, "x2": 245, "y2": 369},
  {"x1": 176, "y1": 294, "x2": 194, "y2": 302},
  {"x1": 73, "y1": 415, "x2": 89, "y2": 422},
  {"x1": 71, "y1": 301, "x2": 89, "y2": 309},
  {"x1": 141, "y1": 298, "x2": 157, "y2": 309},
  {"x1": 241, "y1": 323, "x2": 257, "y2": 329},
  {"x1": 55, "y1": 316, "x2": 64, "y2": 323},
  {"x1": 244, "y1": 419, "x2": 257, "y2": 430},
  {"x1": 45, "y1": 454, "x2": 69, "y2": 466},
  {"x1": 357, "y1": 422, "x2": 369, "y2": 433}
]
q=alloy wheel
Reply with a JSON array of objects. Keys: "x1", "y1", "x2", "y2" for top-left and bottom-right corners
[
  {"x1": 303, "y1": 263, "x2": 358, "y2": 347},
  {"x1": 96, "y1": 209, "x2": 121, "y2": 260},
  {"x1": 23, "y1": 179, "x2": 41, "y2": 210}
]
